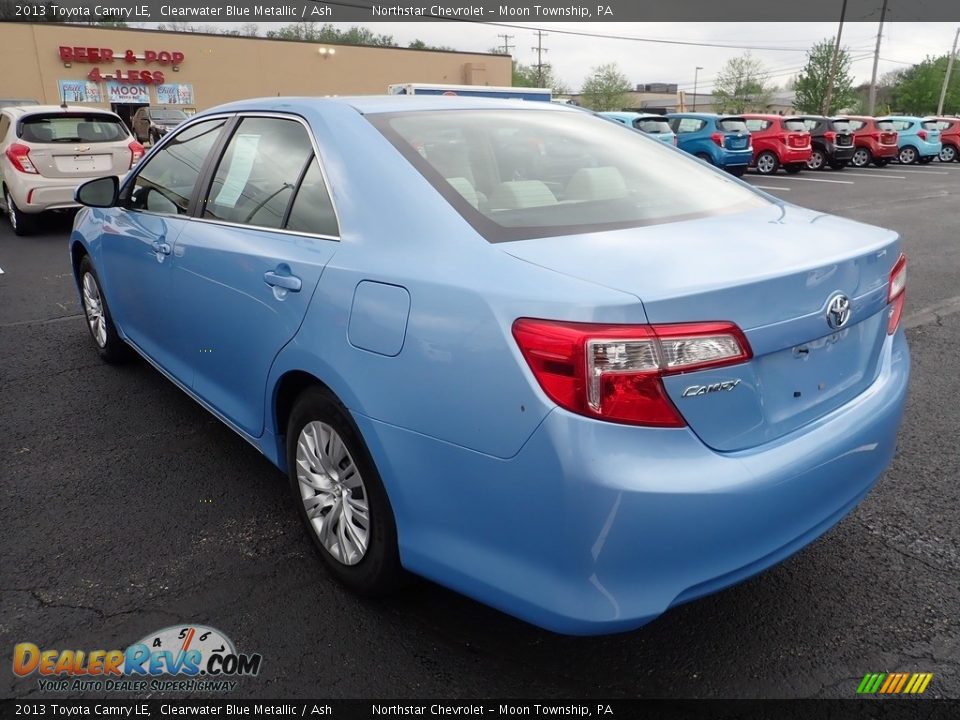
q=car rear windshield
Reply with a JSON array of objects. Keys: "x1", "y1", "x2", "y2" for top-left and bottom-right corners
[
  {"x1": 782, "y1": 119, "x2": 808, "y2": 131},
  {"x1": 635, "y1": 117, "x2": 672, "y2": 134},
  {"x1": 19, "y1": 113, "x2": 127, "y2": 143},
  {"x1": 831, "y1": 120, "x2": 854, "y2": 133},
  {"x1": 718, "y1": 118, "x2": 748, "y2": 132},
  {"x1": 369, "y1": 109, "x2": 768, "y2": 243},
  {"x1": 152, "y1": 110, "x2": 187, "y2": 121}
]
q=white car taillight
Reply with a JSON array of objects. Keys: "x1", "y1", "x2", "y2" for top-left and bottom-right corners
[
  {"x1": 6, "y1": 143, "x2": 38, "y2": 174},
  {"x1": 887, "y1": 254, "x2": 907, "y2": 335},
  {"x1": 128, "y1": 140, "x2": 145, "y2": 168},
  {"x1": 513, "y1": 319, "x2": 752, "y2": 427}
]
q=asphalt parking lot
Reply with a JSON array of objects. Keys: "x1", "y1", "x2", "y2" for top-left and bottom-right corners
[{"x1": 2, "y1": 161, "x2": 959, "y2": 700}]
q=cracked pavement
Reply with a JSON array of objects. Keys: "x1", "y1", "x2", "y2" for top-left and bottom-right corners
[{"x1": 1, "y1": 163, "x2": 959, "y2": 699}]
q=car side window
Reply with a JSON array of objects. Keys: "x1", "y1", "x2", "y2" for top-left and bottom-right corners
[
  {"x1": 892, "y1": 121, "x2": 909, "y2": 131},
  {"x1": 127, "y1": 118, "x2": 227, "y2": 215},
  {"x1": 203, "y1": 116, "x2": 314, "y2": 230},
  {"x1": 0, "y1": 115, "x2": 9, "y2": 140},
  {"x1": 745, "y1": 119, "x2": 769, "y2": 132},
  {"x1": 285, "y1": 156, "x2": 338, "y2": 237},
  {"x1": 676, "y1": 118, "x2": 705, "y2": 134}
]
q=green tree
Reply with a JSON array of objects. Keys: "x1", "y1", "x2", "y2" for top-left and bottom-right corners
[
  {"x1": 488, "y1": 48, "x2": 570, "y2": 94},
  {"x1": 713, "y1": 52, "x2": 771, "y2": 113},
  {"x1": 891, "y1": 55, "x2": 960, "y2": 115},
  {"x1": 794, "y1": 37, "x2": 858, "y2": 114},
  {"x1": 408, "y1": 39, "x2": 456, "y2": 51},
  {"x1": 265, "y1": 23, "x2": 395, "y2": 47},
  {"x1": 579, "y1": 63, "x2": 631, "y2": 111}
]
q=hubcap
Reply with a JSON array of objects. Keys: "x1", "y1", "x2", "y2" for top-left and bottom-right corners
[
  {"x1": 807, "y1": 151, "x2": 823, "y2": 170},
  {"x1": 901, "y1": 148, "x2": 916, "y2": 164},
  {"x1": 757, "y1": 154, "x2": 776, "y2": 173},
  {"x1": 6, "y1": 192, "x2": 16, "y2": 230},
  {"x1": 852, "y1": 149, "x2": 869, "y2": 167},
  {"x1": 81, "y1": 272, "x2": 107, "y2": 348},
  {"x1": 296, "y1": 421, "x2": 370, "y2": 566},
  {"x1": 941, "y1": 146, "x2": 956, "y2": 162}
]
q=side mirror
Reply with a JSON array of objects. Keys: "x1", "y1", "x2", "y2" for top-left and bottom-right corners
[{"x1": 75, "y1": 176, "x2": 119, "y2": 208}]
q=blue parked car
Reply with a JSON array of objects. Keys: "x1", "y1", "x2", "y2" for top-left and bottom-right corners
[
  {"x1": 665, "y1": 112, "x2": 753, "y2": 175},
  {"x1": 598, "y1": 111, "x2": 677, "y2": 146},
  {"x1": 70, "y1": 96, "x2": 909, "y2": 635},
  {"x1": 880, "y1": 115, "x2": 942, "y2": 164}
]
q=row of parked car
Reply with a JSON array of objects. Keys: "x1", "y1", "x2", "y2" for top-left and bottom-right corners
[{"x1": 600, "y1": 110, "x2": 959, "y2": 175}]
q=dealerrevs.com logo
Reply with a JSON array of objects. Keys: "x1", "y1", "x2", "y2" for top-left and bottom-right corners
[{"x1": 13, "y1": 625, "x2": 262, "y2": 693}]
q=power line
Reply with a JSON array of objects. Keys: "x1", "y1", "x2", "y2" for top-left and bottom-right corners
[
  {"x1": 532, "y1": 30, "x2": 549, "y2": 87},
  {"x1": 496, "y1": 33, "x2": 514, "y2": 56}
]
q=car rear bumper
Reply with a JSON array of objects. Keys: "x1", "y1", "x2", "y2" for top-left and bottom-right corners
[
  {"x1": 827, "y1": 144, "x2": 855, "y2": 161},
  {"x1": 913, "y1": 139, "x2": 943, "y2": 157},
  {"x1": 358, "y1": 330, "x2": 910, "y2": 635},
  {"x1": 8, "y1": 175, "x2": 121, "y2": 213},
  {"x1": 718, "y1": 148, "x2": 753, "y2": 167},
  {"x1": 869, "y1": 142, "x2": 899, "y2": 159},
  {"x1": 777, "y1": 147, "x2": 812, "y2": 164}
]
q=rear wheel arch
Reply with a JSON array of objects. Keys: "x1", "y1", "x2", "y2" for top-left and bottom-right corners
[{"x1": 70, "y1": 241, "x2": 90, "y2": 290}]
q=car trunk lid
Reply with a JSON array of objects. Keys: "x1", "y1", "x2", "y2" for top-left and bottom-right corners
[
  {"x1": 17, "y1": 112, "x2": 131, "y2": 178},
  {"x1": 718, "y1": 117, "x2": 750, "y2": 151},
  {"x1": 503, "y1": 204, "x2": 901, "y2": 451}
]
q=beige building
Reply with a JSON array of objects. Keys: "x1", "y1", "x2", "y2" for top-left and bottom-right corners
[{"x1": 0, "y1": 23, "x2": 511, "y2": 126}]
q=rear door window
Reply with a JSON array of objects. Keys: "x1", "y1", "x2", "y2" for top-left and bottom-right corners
[
  {"x1": 890, "y1": 120, "x2": 911, "y2": 131},
  {"x1": 846, "y1": 120, "x2": 866, "y2": 131},
  {"x1": 634, "y1": 117, "x2": 672, "y2": 134},
  {"x1": 675, "y1": 117, "x2": 706, "y2": 133},
  {"x1": 284, "y1": 157, "x2": 339, "y2": 237},
  {"x1": 921, "y1": 121, "x2": 941, "y2": 131},
  {"x1": 830, "y1": 120, "x2": 854, "y2": 133},
  {"x1": 782, "y1": 119, "x2": 807, "y2": 132},
  {"x1": 745, "y1": 119, "x2": 771, "y2": 132},
  {"x1": 127, "y1": 118, "x2": 227, "y2": 216},
  {"x1": 203, "y1": 117, "x2": 314, "y2": 230},
  {"x1": 19, "y1": 113, "x2": 127, "y2": 143},
  {"x1": 718, "y1": 118, "x2": 748, "y2": 132},
  {"x1": 876, "y1": 120, "x2": 896, "y2": 131}
]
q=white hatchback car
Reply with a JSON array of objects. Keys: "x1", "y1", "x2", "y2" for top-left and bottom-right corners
[{"x1": 0, "y1": 105, "x2": 144, "y2": 235}]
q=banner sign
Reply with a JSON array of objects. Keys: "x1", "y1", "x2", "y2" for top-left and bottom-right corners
[
  {"x1": 156, "y1": 83, "x2": 194, "y2": 105},
  {"x1": 105, "y1": 81, "x2": 149, "y2": 104},
  {"x1": 57, "y1": 79, "x2": 102, "y2": 103}
]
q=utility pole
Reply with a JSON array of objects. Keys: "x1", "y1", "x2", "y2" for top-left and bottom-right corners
[
  {"x1": 867, "y1": 0, "x2": 888, "y2": 115},
  {"x1": 822, "y1": 0, "x2": 849, "y2": 116},
  {"x1": 936, "y1": 27, "x2": 960, "y2": 115},
  {"x1": 497, "y1": 33, "x2": 514, "y2": 56},
  {"x1": 693, "y1": 66, "x2": 703, "y2": 111},
  {"x1": 532, "y1": 30, "x2": 548, "y2": 88}
]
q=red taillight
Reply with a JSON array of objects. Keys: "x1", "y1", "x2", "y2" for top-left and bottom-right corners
[
  {"x1": 5, "y1": 143, "x2": 38, "y2": 174},
  {"x1": 710, "y1": 132, "x2": 725, "y2": 147},
  {"x1": 824, "y1": 131, "x2": 837, "y2": 143},
  {"x1": 128, "y1": 140, "x2": 145, "y2": 168},
  {"x1": 917, "y1": 129, "x2": 927, "y2": 141},
  {"x1": 887, "y1": 254, "x2": 907, "y2": 335},
  {"x1": 511, "y1": 319, "x2": 752, "y2": 427}
]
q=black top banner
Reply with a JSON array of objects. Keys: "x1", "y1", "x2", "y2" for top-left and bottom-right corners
[{"x1": 1, "y1": 0, "x2": 959, "y2": 23}]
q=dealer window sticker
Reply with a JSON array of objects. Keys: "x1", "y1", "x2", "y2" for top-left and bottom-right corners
[{"x1": 214, "y1": 133, "x2": 260, "y2": 208}]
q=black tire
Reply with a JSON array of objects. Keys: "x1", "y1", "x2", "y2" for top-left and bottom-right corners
[
  {"x1": 78, "y1": 255, "x2": 130, "y2": 364},
  {"x1": 727, "y1": 165, "x2": 747, "y2": 177},
  {"x1": 918, "y1": 156, "x2": 934, "y2": 165},
  {"x1": 784, "y1": 164, "x2": 804, "y2": 174},
  {"x1": 807, "y1": 149, "x2": 825, "y2": 171},
  {"x1": 4, "y1": 188, "x2": 38, "y2": 236},
  {"x1": 873, "y1": 158, "x2": 891, "y2": 167},
  {"x1": 755, "y1": 150, "x2": 779, "y2": 175},
  {"x1": 286, "y1": 387, "x2": 403, "y2": 596},
  {"x1": 695, "y1": 152, "x2": 714, "y2": 165},
  {"x1": 899, "y1": 146, "x2": 918, "y2": 164},
  {"x1": 150, "y1": 128, "x2": 160, "y2": 145},
  {"x1": 850, "y1": 147, "x2": 872, "y2": 168},
  {"x1": 829, "y1": 161, "x2": 847, "y2": 170}
]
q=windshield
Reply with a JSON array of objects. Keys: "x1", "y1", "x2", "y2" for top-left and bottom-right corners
[
  {"x1": 370, "y1": 109, "x2": 767, "y2": 243},
  {"x1": 152, "y1": 110, "x2": 187, "y2": 122},
  {"x1": 782, "y1": 119, "x2": 807, "y2": 132},
  {"x1": 718, "y1": 118, "x2": 748, "y2": 133},
  {"x1": 19, "y1": 113, "x2": 127, "y2": 143},
  {"x1": 635, "y1": 117, "x2": 672, "y2": 134}
]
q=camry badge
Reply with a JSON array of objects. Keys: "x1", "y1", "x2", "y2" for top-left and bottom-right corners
[
  {"x1": 682, "y1": 379, "x2": 741, "y2": 398},
  {"x1": 826, "y1": 293, "x2": 852, "y2": 330}
]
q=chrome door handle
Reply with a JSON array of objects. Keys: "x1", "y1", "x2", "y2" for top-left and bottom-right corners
[
  {"x1": 263, "y1": 270, "x2": 302, "y2": 292},
  {"x1": 152, "y1": 240, "x2": 171, "y2": 255}
]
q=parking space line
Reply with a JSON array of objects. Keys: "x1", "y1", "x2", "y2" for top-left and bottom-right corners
[
  {"x1": 750, "y1": 185, "x2": 791, "y2": 191},
  {"x1": 884, "y1": 168, "x2": 950, "y2": 175},
  {"x1": 840, "y1": 172, "x2": 907, "y2": 179},
  {"x1": 764, "y1": 176, "x2": 855, "y2": 184}
]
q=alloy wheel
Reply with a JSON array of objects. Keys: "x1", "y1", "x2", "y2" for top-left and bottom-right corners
[
  {"x1": 852, "y1": 148, "x2": 870, "y2": 167},
  {"x1": 6, "y1": 191, "x2": 16, "y2": 231},
  {"x1": 807, "y1": 150, "x2": 824, "y2": 170},
  {"x1": 899, "y1": 147, "x2": 917, "y2": 164},
  {"x1": 296, "y1": 420, "x2": 370, "y2": 566},
  {"x1": 940, "y1": 145, "x2": 956, "y2": 163},
  {"x1": 756, "y1": 152, "x2": 777, "y2": 174},
  {"x1": 81, "y1": 272, "x2": 108, "y2": 348}
]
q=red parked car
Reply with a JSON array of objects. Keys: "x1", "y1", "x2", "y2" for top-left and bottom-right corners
[
  {"x1": 846, "y1": 116, "x2": 899, "y2": 168},
  {"x1": 927, "y1": 117, "x2": 959, "y2": 162},
  {"x1": 742, "y1": 114, "x2": 812, "y2": 174}
]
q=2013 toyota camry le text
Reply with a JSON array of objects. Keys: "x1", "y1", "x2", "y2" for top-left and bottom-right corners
[{"x1": 69, "y1": 96, "x2": 910, "y2": 635}]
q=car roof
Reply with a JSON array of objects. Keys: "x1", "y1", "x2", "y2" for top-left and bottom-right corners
[
  {"x1": 204, "y1": 95, "x2": 573, "y2": 116},
  {"x1": 742, "y1": 113, "x2": 782, "y2": 120},
  {"x1": 3, "y1": 104, "x2": 121, "y2": 118},
  {"x1": 877, "y1": 115, "x2": 920, "y2": 121}
]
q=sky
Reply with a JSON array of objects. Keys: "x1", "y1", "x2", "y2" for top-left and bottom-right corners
[{"x1": 137, "y1": 21, "x2": 958, "y2": 93}]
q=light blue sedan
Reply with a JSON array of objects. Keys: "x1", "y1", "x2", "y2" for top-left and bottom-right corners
[
  {"x1": 599, "y1": 111, "x2": 677, "y2": 146},
  {"x1": 70, "y1": 96, "x2": 910, "y2": 635}
]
